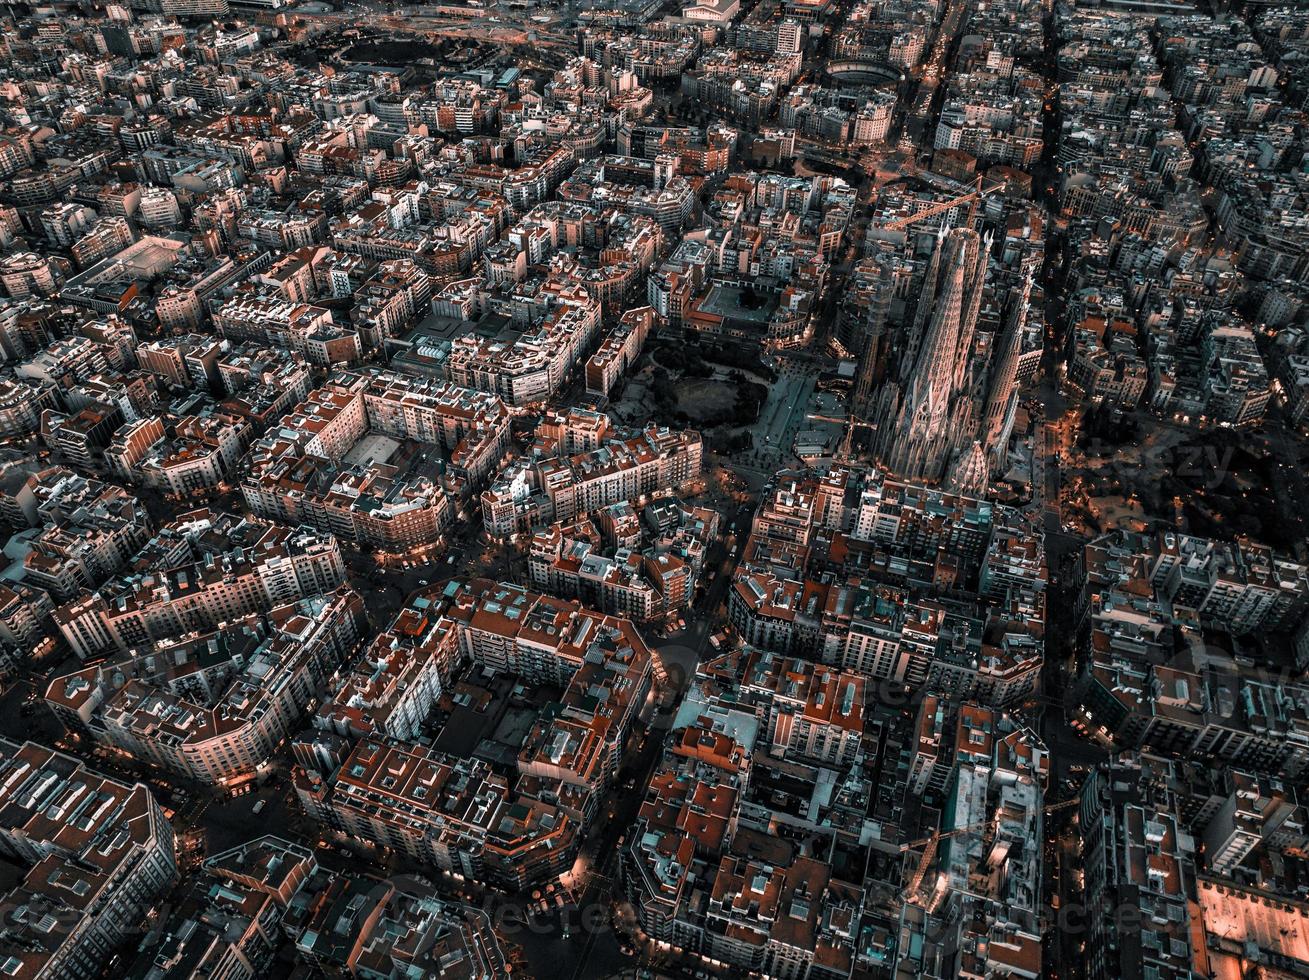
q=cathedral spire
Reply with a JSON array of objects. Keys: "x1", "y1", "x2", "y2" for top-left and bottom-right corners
[
  {"x1": 980, "y1": 271, "x2": 1033, "y2": 471},
  {"x1": 874, "y1": 228, "x2": 988, "y2": 483}
]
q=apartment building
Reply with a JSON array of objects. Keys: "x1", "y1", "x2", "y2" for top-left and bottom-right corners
[
  {"x1": 0, "y1": 740, "x2": 178, "y2": 980},
  {"x1": 243, "y1": 369, "x2": 510, "y2": 548},
  {"x1": 482, "y1": 423, "x2": 702, "y2": 538},
  {"x1": 47, "y1": 585, "x2": 366, "y2": 783},
  {"x1": 52, "y1": 510, "x2": 346, "y2": 658}
]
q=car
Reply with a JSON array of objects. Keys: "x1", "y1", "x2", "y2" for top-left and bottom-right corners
[{"x1": 252, "y1": 799, "x2": 267, "y2": 815}]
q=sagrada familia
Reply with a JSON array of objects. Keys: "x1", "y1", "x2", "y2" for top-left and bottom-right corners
[{"x1": 870, "y1": 226, "x2": 1031, "y2": 494}]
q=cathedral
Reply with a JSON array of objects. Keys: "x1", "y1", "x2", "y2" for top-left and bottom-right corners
[{"x1": 869, "y1": 226, "x2": 1029, "y2": 494}]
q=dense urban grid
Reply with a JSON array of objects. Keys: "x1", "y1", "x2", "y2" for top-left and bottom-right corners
[{"x1": 0, "y1": 0, "x2": 1307, "y2": 976}]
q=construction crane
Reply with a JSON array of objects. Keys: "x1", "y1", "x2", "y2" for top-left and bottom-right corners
[
  {"x1": 827, "y1": 337, "x2": 853, "y2": 360},
  {"x1": 1045, "y1": 796, "x2": 1081, "y2": 816},
  {"x1": 899, "y1": 796, "x2": 1081, "y2": 855},
  {"x1": 897, "y1": 812, "x2": 999, "y2": 905},
  {"x1": 880, "y1": 175, "x2": 1008, "y2": 233},
  {"x1": 807, "y1": 413, "x2": 871, "y2": 426},
  {"x1": 900, "y1": 797, "x2": 1082, "y2": 905},
  {"x1": 900, "y1": 824, "x2": 969, "y2": 904},
  {"x1": 806, "y1": 412, "x2": 877, "y2": 461}
]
